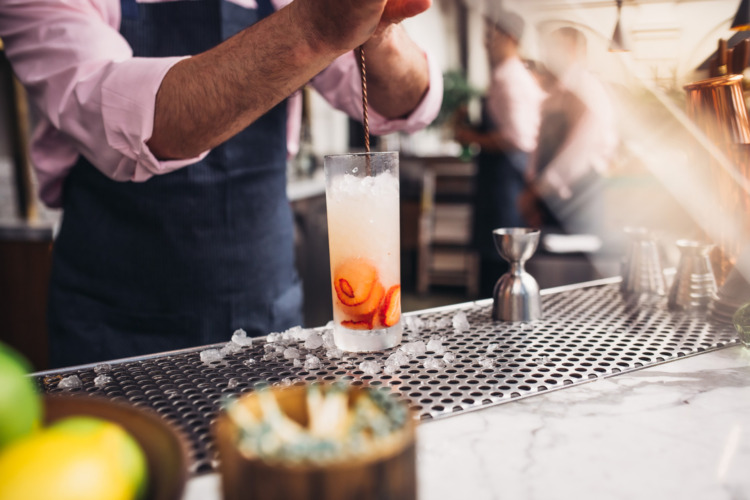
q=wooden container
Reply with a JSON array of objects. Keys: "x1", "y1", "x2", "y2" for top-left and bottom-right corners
[
  {"x1": 45, "y1": 395, "x2": 189, "y2": 500},
  {"x1": 215, "y1": 386, "x2": 416, "y2": 500}
]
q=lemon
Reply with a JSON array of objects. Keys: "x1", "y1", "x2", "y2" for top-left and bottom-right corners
[
  {"x1": 0, "y1": 416, "x2": 148, "y2": 500},
  {"x1": 0, "y1": 342, "x2": 41, "y2": 449}
]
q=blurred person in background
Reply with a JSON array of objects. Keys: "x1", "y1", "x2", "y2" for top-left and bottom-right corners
[
  {"x1": 520, "y1": 27, "x2": 618, "y2": 238},
  {"x1": 456, "y1": 7, "x2": 545, "y2": 297},
  {"x1": 0, "y1": 0, "x2": 442, "y2": 367}
]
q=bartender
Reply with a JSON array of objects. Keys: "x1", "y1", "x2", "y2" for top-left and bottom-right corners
[
  {"x1": 0, "y1": 0, "x2": 442, "y2": 367},
  {"x1": 455, "y1": 7, "x2": 545, "y2": 297}
]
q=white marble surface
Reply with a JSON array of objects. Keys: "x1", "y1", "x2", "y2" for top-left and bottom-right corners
[{"x1": 184, "y1": 346, "x2": 750, "y2": 500}]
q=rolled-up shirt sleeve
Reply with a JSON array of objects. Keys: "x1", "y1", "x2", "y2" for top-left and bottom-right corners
[
  {"x1": 0, "y1": 0, "x2": 206, "y2": 206},
  {"x1": 310, "y1": 48, "x2": 442, "y2": 134}
]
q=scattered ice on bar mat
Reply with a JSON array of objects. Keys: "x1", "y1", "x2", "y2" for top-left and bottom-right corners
[
  {"x1": 57, "y1": 374, "x2": 82, "y2": 390},
  {"x1": 732, "y1": 303, "x2": 750, "y2": 347},
  {"x1": 94, "y1": 374, "x2": 113, "y2": 387}
]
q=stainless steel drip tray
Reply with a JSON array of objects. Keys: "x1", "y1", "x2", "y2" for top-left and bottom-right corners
[{"x1": 36, "y1": 280, "x2": 738, "y2": 475}]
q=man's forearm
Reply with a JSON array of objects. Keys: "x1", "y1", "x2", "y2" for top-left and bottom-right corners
[
  {"x1": 361, "y1": 25, "x2": 430, "y2": 119},
  {"x1": 147, "y1": 4, "x2": 345, "y2": 160}
]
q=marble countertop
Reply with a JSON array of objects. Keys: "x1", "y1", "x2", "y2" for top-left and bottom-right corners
[{"x1": 184, "y1": 344, "x2": 750, "y2": 499}]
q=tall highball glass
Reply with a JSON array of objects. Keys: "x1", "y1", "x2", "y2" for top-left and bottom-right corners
[{"x1": 324, "y1": 152, "x2": 402, "y2": 352}]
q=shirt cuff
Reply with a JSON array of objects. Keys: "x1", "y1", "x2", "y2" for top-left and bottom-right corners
[
  {"x1": 367, "y1": 49, "x2": 443, "y2": 135},
  {"x1": 100, "y1": 56, "x2": 208, "y2": 182}
]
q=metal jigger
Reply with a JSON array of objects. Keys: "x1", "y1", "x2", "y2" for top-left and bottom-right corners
[
  {"x1": 621, "y1": 227, "x2": 667, "y2": 297},
  {"x1": 492, "y1": 228, "x2": 543, "y2": 322},
  {"x1": 668, "y1": 240, "x2": 717, "y2": 311}
]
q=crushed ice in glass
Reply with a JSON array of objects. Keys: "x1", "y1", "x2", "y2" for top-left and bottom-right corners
[{"x1": 58, "y1": 374, "x2": 82, "y2": 390}]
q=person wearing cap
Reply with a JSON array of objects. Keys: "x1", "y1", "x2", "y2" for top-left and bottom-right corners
[
  {"x1": 456, "y1": 8, "x2": 545, "y2": 297},
  {"x1": 0, "y1": 0, "x2": 442, "y2": 367}
]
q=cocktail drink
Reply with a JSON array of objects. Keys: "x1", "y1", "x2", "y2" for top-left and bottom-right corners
[{"x1": 324, "y1": 152, "x2": 402, "y2": 352}]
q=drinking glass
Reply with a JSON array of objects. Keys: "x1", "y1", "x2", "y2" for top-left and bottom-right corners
[{"x1": 324, "y1": 152, "x2": 402, "y2": 352}]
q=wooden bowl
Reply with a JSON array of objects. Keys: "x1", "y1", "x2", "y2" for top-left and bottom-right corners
[
  {"x1": 215, "y1": 386, "x2": 417, "y2": 500},
  {"x1": 44, "y1": 395, "x2": 189, "y2": 500}
]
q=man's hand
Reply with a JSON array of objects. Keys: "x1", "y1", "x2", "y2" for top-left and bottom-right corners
[
  {"x1": 293, "y1": 0, "x2": 431, "y2": 52},
  {"x1": 148, "y1": 0, "x2": 432, "y2": 160}
]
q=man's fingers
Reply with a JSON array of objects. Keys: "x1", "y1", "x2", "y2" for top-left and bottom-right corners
[{"x1": 382, "y1": 0, "x2": 431, "y2": 22}]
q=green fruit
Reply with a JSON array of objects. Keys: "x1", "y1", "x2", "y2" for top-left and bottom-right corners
[
  {"x1": 0, "y1": 342, "x2": 41, "y2": 449},
  {"x1": 0, "y1": 416, "x2": 149, "y2": 500}
]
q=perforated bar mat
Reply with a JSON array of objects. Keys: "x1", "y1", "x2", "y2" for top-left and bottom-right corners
[{"x1": 37, "y1": 283, "x2": 739, "y2": 475}]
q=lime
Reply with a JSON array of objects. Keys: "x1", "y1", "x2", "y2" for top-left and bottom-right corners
[
  {"x1": 0, "y1": 342, "x2": 41, "y2": 449},
  {"x1": 0, "y1": 416, "x2": 149, "y2": 500}
]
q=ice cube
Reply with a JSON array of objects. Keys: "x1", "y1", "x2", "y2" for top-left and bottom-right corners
[
  {"x1": 478, "y1": 356, "x2": 495, "y2": 369},
  {"x1": 280, "y1": 377, "x2": 293, "y2": 386},
  {"x1": 227, "y1": 378, "x2": 240, "y2": 389},
  {"x1": 292, "y1": 327, "x2": 312, "y2": 342},
  {"x1": 285, "y1": 326, "x2": 305, "y2": 341},
  {"x1": 387, "y1": 350, "x2": 410, "y2": 367},
  {"x1": 443, "y1": 351, "x2": 456, "y2": 364},
  {"x1": 283, "y1": 347, "x2": 302, "y2": 360},
  {"x1": 404, "y1": 316, "x2": 425, "y2": 334},
  {"x1": 243, "y1": 358, "x2": 257, "y2": 367},
  {"x1": 220, "y1": 342, "x2": 242, "y2": 356},
  {"x1": 426, "y1": 335, "x2": 446, "y2": 354},
  {"x1": 325, "y1": 348, "x2": 343, "y2": 359},
  {"x1": 423, "y1": 357, "x2": 446, "y2": 370},
  {"x1": 452, "y1": 311, "x2": 470, "y2": 333},
  {"x1": 487, "y1": 343, "x2": 499, "y2": 354},
  {"x1": 58, "y1": 375, "x2": 82, "y2": 390},
  {"x1": 293, "y1": 358, "x2": 303, "y2": 368},
  {"x1": 322, "y1": 331, "x2": 336, "y2": 349},
  {"x1": 93, "y1": 374, "x2": 112, "y2": 387},
  {"x1": 400, "y1": 341, "x2": 426, "y2": 358},
  {"x1": 359, "y1": 360, "x2": 382, "y2": 375},
  {"x1": 266, "y1": 332, "x2": 282, "y2": 343},
  {"x1": 200, "y1": 349, "x2": 224, "y2": 364},
  {"x1": 93, "y1": 363, "x2": 111, "y2": 374},
  {"x1": 304, "y1": 354, "x2": 321, "y2": 371},
  {"x1": 262, "y1": 352, "x2": 279, "y2": 362},
  {"x1": 434, "y1": 317, "x2": 451, "y2": 329},
  {"x1": 304, "y1": 332, "x2": 324, "y2": 350},
  {"x1": 231, "y1": 328, "x2": 254, "y2": 346},
  {"x1": 384, "y1": 362, "x2": 399, "y2": 375}
]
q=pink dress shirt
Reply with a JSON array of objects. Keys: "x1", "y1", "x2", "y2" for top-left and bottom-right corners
[
  {"x1": 486, "y1": 56, "x2": 545, "y2": 154},
  {"x1": 0, "y1": 0, "x2": 442, "y2": 207}
]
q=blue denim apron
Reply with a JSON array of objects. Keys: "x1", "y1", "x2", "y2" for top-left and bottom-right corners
[{"x1": 48, "y1": 0, "x2": 302, "y2": 367}]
